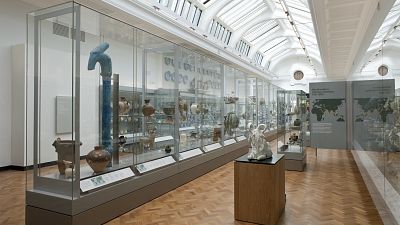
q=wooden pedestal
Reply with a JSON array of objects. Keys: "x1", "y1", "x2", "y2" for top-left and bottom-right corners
[{"x1": 234, "y1": 154, "x2": 285, "y2": 225}]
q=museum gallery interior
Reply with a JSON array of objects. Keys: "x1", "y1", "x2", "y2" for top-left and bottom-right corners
[{"x1": 1, "y1": 0, "x2": 400, "y2": 224}]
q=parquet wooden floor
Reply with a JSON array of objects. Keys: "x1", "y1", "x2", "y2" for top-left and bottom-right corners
[
  {"x1": 106, "y1": 148, "x2": 383, "y2": 225},
  {"x1": 0, "y1": 148, "x2": 384, "y2": 225},
  {"x1": 0, "y1": 170, "x2": 26, "y2": 225}
]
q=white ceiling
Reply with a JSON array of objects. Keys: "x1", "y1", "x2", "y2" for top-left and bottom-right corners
[
  {"x1": 20, "y1": 0, "x2": 399, "y2": 82},
  {"x1": 309, "y1": 0, "x2": 399, "y2": 80}
]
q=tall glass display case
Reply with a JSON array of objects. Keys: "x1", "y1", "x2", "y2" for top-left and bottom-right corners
[
  {"x1": 277, "y1": 90, "x2": 307, "y2": 171},
  {"x1": 26, "y1": 3, "x2": 250, "y2": 224},
  {"x1": 223, "y1": 66, "x2": 247, "y2": 143},
  {"x1": 176, "y1": 49, "x2": 203, "y2": 158},
  {"x1": 247, "y1": 77, "x2": 258, "y2": 128}
]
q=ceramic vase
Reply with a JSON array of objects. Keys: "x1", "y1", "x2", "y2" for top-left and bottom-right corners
[
  {"x1": 213, "y1": 127, "x2": 221, "y2": 142},
  {"x1": 142, "y1": 99, "x2": 155, "y2": 117},
  {"x1": 293, "y1": 118, "x2": 301, "y2": 126},
  {"x1": 119, "y1": 96, "x2": 131, "y2": 114},
  {"x1": 163, "y1": 107, "x2": 175, "y2": 124},
  {"x1": 224, "y1": 112, "x2": 239, "y2": 136},
  {"x1": 86, "y1": 146, "x2": 111, "y2": 173}
]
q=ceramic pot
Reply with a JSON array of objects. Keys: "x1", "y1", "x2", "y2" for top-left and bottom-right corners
[
  {"x1": 165, "y1": 145, "x2": 172, "y2": 153},
  {"x1": 119, "y1": 96, "x2": 131, "y2": 114},
  {"x1": 163, "y1": 107, "x2": 175, "y2": 116},
  {"x1": 52, "y1": 138, "x2": 82, "y2": 175},
  {"x1": 224, "y1": 112, "x2": 239, "y2": 136},
  {"x1": 140, "y1": 129, "x2": 156, "y2": 150},
  {"x1": 224, "y1": 96, "x2": 239, "y2": 104},
  {"x1": 142, "y1": 99, "x2": 155, "y2": 117},
  {"x1": 289, "y1": 133, "x2": 299, "y2": 143},
  {"x1": 86, "y1": 146, "x2": 111, "y2": 173},
  {"x1": 213, "y1": 127, "x2": 221, "y2": 142}
]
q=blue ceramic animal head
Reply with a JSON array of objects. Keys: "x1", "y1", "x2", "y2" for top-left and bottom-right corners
[{"x1": 88, "y1": 42, "x2": 112, "y2": 77}]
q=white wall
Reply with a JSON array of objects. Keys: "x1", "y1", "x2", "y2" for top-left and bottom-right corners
[
  {"x1": 270, "y1": 54, "x2": 327, "y2": 93},
  {"x1": 0, "y1": 0, "x2": 39, "y2": 167}
]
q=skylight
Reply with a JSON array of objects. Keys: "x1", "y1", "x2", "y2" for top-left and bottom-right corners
[
  {"x1": 243, "y1": 20, "x2": 280, "y2": 44},
  {"x1": 138, "y1": 0, "x2": 322, "y2": 73},
  {"x1": 260, "y1": 37, "x2": 288, "y2": 54},
  {"x1": 360, "y1": 0, "x2": 400, "y2": 70},
  {"x1": 218, "y1": 0, "x2": 268, "y2": 30}
]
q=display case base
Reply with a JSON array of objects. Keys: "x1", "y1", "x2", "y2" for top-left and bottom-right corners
[
  {"x1": 26, "y1": 142, "x2": 249, "y2": 225},
  {"x1": 278, "y1": 144, "x2": 307, "y2": 172},
  {"x1": 284, "y1": 153, "x2": 306, "y2": 171}
]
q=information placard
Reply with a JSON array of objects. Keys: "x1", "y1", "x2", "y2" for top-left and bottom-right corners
[
  {"x1": 80, "y1": 167, "x2": 135, "y2": 193},
  {"x1": 135, "y1": 156, "x2": 176, "y2": 173},
  {"x1": 203, "y1": 143, "x2": 222, "y2": 152},
  {"x1": 155, "y1": 136, "x2": 174, "y2": 143},
  {"x1": 236, "y1": 136, "x2": 247, "y2": 142},
  {"x1": 179, "y1": 148, "x2": 203, "y2": 160},
  {"x1": 224, "y1": 138, "x2": 237, "y2": 146}
]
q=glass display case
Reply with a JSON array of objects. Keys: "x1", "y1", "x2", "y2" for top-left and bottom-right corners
[
  {"x1": 198, "y1": 57, "x2": 224, "y2": 150},
  {"x1": 277, "y1": 90, "x2": 307, "y2": 171},
  {"x1": 26, "y1": 3, "x2": 253, "y2": 224},
  {"x1": 247, "y1": 77, "x2": 258, "y2": 128},
  {"x1": 223, "y1": 66, "x2": 247, "y2": 143},
  {"x1": 269, "y1": 84, "x2": 280, "y2": 131}
]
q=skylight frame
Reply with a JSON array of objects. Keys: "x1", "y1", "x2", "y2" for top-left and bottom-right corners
[
  {"x1": 261, "y1": 37, "x2": 288, "y2": 53},
  {"x1": 361, "y1": 0, "x2": 400, "y2": 70}
]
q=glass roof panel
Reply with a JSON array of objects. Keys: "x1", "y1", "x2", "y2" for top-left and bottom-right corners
[
  {"x1": 197, "y1": 0, "x2": 321, "y2": 69},
  {"x1": 243, "y1": 20, "x2": 281, "y2": 44},
  {"x1": 363, "y1": 0, "x2": 400, "y2": 64},
  {"x1": 218, "y1": 0, "x2": 264, "y2": 29},
  {"x1": 259, "y1": 37, "x2": 288, "y2": 53}
]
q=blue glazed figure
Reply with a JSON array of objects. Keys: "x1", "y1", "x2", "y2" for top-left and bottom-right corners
[{"x1": 88, "y1": 43, "x2": 113, "y2": 154}]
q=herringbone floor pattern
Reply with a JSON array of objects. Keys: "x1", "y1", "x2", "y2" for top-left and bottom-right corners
[
  {"x1": 106, "y1": 148, "x2": 383, "y2": 225},
  {"x1": 0, "y1": 148, "x2": 384, "y2": 225}
]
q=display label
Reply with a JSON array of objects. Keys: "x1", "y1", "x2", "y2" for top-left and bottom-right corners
[
  {"x1": 203, "y1": 143, "x2": 222, "y2": 152},
  {"x1": 179, "y1": 148, "x2": 203, "y2": 160},
  {"x1": 236, "y1": 136, "x2": 247, "y2": 142},
  {"x1": 224, "y1": 139, "x2": 237, "y2": 145},
  {"x1": 179, "y1": 126, "x2": 195, "y2": 131},
  {"x1": 136, "y1": 156, "x2": 176, "y2": 173},
  {"x1": 287, "y1": 145, "x2": 302, "y2": 153},
  {"x1": 155, "y1": 136, "x2": 174, "y2": 143},
  {"x1": 80, "y1": 167, "x2": 135, "y2": 193}
]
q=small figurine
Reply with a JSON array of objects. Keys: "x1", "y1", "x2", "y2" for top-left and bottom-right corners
[{"x1": 248, "y1": 124, "x2": 273, "y2": 160}]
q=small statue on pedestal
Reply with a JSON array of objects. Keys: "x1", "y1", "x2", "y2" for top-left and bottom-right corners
[{"x1": 248, "y1": 124, "x2": 273, "y2": 161}]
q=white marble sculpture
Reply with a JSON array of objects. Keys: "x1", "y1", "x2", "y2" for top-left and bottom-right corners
[{"x1": 248, "y1": 124, "x2": 273, "y2": 160}]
